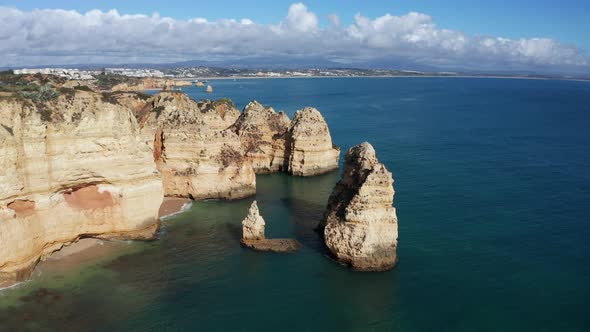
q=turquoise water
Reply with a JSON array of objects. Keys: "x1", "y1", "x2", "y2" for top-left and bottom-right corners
[{"x1": 2, "y1": 77, "x2": 590, "y2": 331}]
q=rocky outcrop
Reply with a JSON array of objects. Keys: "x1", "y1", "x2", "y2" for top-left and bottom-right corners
[
  {"x1": 241, "y1": 201, "x2": 265, "y2": 240},
  {"x1": 0, "y1": 91, "x2": 163, "y2": 285},
  {"x1": 232, "y1": 101, "x2": 291, "y2": 173},
  {"x1": 111, "y1": 78, "x2": 192, "y2": 91},
  {"x1": 240, "y1": 200, "x2": 302, "y2": 253},
  {"x1": 287, "y1": 108, "x2": 340, "y2": 176},
  {"x1": 139, "y1": 92, "x2": 255, "y2": 200},
  {"x1": 320, "y1": 142, "x2": 398, "y2": 271},
  {"x1": 232, "y1": 102, "x2": 340, "y2": 176}
]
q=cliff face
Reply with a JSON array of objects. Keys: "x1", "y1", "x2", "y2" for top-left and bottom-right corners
[
  {"x1": 0, "y1": 91, "x2": 163, "y2": 284},
  {"x1": 287, "y1": 107, "x2": 340, "y2": 176},
  {"x1": 321, "y1": 142, "x2": 398, "y2": 271},
  {"x1": 139, "y1": 92, "x2": 255, "y2": 200},
  {"x1": 232, "y1": 101, "x2": 291, "y2": 173},
  {"x1": 232, "y1": 102, "x2": 340, "y2": 176}
]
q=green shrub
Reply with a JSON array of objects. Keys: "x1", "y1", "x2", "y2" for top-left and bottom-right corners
[
  {"x1": 213, "y1": 97, "x2": 236, "y2": 109},
  {"x1": 19, "y1": 85, "x2": 59, "y2": 102}
]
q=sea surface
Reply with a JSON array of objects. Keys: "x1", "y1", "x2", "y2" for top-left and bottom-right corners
[{"x1": 1, "y1": 77, "x2": 590, "y2": 331}]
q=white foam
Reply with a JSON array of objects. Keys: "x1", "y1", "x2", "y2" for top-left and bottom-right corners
[
  {"x1": 160, "y1": 201, "x2": 193, "y2": 220},
  {"x1": 0, "y1": 279, "x2": 29, "y2": 293}
]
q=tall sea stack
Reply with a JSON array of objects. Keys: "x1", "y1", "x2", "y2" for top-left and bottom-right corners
[{"x1": 320, "y1": 142, "x2": 398, "y2": 271}]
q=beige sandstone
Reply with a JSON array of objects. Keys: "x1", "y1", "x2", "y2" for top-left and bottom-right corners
[
  {"x1": 0, "y1": 91, "x2": 163, "y2": 284},
  {"x1": 139, "y1": 92, "x2": 255, "y2": 200},
  {"x1": 232, "y1": 101, "x2": 291, "y2": 173},
  {"x1": 321, "y1": 142, "x2": 398, "y2": 271},
  {"x1": 232, "y1": 102, "x2": 340, "y2": 176},
  {"x1": 240, "y1": 200, "x2": 302, "y2": 253},
  {"x1": 241, "y1": 201, "x2": 265, "y2": 240},
  {"x1": 286, "y1": 107, "x2": 340, "y2": 176}
]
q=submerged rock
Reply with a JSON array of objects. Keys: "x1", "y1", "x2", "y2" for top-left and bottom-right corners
[
  {"x1": 0, "y1": 91, "x2": 163, "y2": 285},
  {"x1": 320, "y1": 142, "x2": 398, "y2": 271},
  {"x1": 241, "y1": 239, "x2": 302, "y2": 252},
  {"x1": 138, "y1": 92, "x2": 256, "y2": 200},
  {"x1": 240, "y1": 200, "x2": 301, "y2": 253}
]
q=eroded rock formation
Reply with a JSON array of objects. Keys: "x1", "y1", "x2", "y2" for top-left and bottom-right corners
[
  {"x1": 287, "y1": 107, "x2": 340, "y2": 176},
  {"x1": 138, "y1": 92, "x2": 255, "y2": 199},
  {"x1": 232, "y1": 101, "x2": 291, "y2": 173},
  {"x1": 232, "y1": 102, "x2": 340, "y2": 176},
  {"x1": 0, "y1": 91, "x2": 163, "y2": 284},
  {"x1": 241, "y1": 201, "x2": 265, "y2": 240},
  {"x1": 241, "y1": 200, "x2": 302, "y2": 253},
  {"x1": 320, "y1": 142, "x2": 398, "y2": 271}
]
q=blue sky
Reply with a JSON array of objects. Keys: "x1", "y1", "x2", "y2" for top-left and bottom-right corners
[
  {"x1": 0, "y1": 1, "x2": 588, "y2": 72},
  {"x1": 5, "y1": 0, "x2": 589, "y2": 50}
]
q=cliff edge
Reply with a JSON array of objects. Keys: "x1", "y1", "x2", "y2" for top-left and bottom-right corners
[{"x1": 0, "y1": 90, "x2": 163, "y2": 284}]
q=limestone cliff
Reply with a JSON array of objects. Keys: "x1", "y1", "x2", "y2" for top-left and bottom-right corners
[
  {"x1": 0, "y1": 91, "x2": 163, "y2": 284},
  {"x1": 139, "y1": 92, "x2": 255, "y2": 199},
  {"x1": 321, "y1": 142, "x2": 398, "y2": 271},
  {"x1": 231, "y1": 101, "x2": 291, "y2": 173},
  {"x1": 232, "y1": 102, "x2": 340, "y2": 176}
]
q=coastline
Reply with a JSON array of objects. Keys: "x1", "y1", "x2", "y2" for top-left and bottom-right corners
[
  {"x1": 158, "y1": 197, "x2": 192, "y2": 219},
  {"x1": 0, "y1": 197, "x2": 192, "y2": 291},
  {"x1": 174, "y1": 75, "x2": 590, "y2": 83}
]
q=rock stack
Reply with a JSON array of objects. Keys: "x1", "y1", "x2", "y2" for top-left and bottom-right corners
[
  {"x1": 232, "y1": 101, "x2": 340, "y2": 176},
  {"x1": 241, "y1": 201, "x2": 265, "y2": 240},
  {"x1": 231, "y1": 101, "x2": 291, "y2": 173},
  {"x1": 320, "y1": 142, "x2": 398, "y2": 271},
  {"x1": 286, "y1": 107, "x2": 341, "y2": 176},
  {"x1": 241, "y1": 201, "x2": 301, "y2": 252}
]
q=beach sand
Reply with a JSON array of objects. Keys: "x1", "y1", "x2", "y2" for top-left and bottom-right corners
[
  {"x1": 1, "y1": 197, "x2": 192, "y2": 290},
  {"x1": 158, "y1": 197, "x2": 191, "y2": 218}
]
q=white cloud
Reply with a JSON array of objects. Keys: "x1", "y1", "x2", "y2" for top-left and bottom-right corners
[
  {"x1": 285, "y1": 2, "x2": 318, "y2": 33},
  {"x1": 0, "y1": 3, "x2": 587, "y2": 72}
]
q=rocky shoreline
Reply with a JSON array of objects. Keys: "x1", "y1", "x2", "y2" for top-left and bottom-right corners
[{"x1": 0, "y1": 74, "x2": 398, "y2": 287}]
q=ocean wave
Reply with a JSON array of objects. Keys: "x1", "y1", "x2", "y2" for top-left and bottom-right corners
[{"x1": 160, "y1": 201, "x2": 193, "y2": 220}]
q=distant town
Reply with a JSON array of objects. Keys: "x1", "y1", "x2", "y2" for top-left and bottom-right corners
[{"x1": 9, "y1": 66, "x2": 588, "y2": 81}]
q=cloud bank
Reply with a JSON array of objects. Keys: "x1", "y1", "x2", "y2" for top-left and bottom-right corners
[{"x1": 0, "y1": 3, "x2": 587, "y2": 72}]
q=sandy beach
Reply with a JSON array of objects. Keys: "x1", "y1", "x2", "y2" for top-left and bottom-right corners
[{"x1": 1, "y1": 198, "x2": 192, "y2": 290}]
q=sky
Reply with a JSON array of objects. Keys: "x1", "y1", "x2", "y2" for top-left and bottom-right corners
[{"x1": 1, "y1": 0, "x2": 589, "y2": 73}]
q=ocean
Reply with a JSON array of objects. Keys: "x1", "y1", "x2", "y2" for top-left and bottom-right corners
[{"x1": 1, "y1": 77, "x2": 589, "y2": 331}]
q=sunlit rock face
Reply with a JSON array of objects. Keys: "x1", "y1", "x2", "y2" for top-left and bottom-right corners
[
  {"x1": 286, "y1": 107, "x2": 340, "y2": 176},
  {"x1": 231, "y1": 101, "x2": 291, "y2": 173},
  {"x1": 232, "y1": 102, "x2": 340, "y2": 176},
  {"x1": 0, "y1": 91, "x2": 163, "y2": 284},
  {"x1": 138, "y1": 92, "x2": 255, "y2": 200},
  {"x1": 321, "y1": 142, "x2": 398, "y2": 271},
  {"x1": 241, "y1": 201, "x2": 265, "y2": 241},
  {"x1": 240, "y1": 200, "x2": 302, "y2": 253}
]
